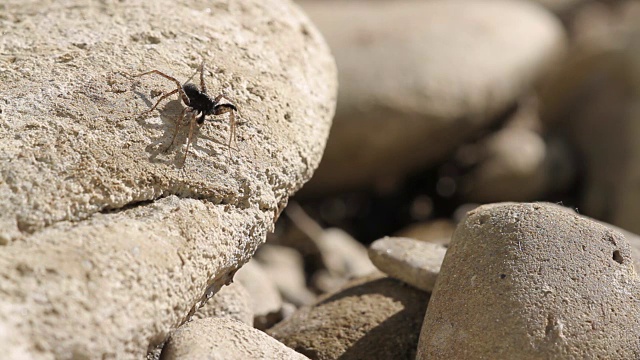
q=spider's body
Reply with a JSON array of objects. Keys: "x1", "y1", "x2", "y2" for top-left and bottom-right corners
[
  {"x1": 182, "y1": 83, "x2": 215, "y2": 124},
  {"x1": 182, "y1": 83, "x2": 237, "y2": 125},
  {"x1": 135, "y1": 62, "x2": 238, "y2": 164}
]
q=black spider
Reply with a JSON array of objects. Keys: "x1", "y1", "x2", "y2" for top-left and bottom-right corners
[{"x1": 135, "y1": 62, "x2": 238, "y2": 164}]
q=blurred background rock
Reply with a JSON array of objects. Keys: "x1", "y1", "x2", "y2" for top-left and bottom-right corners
[{"x1": 250, "y1": 0, "x2": 640, "y2": 340}]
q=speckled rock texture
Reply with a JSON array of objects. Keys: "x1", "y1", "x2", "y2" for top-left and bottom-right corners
[
  {"x1": 268, "y1": 275, "x2": 429, "y2": 360},
  {"x1": 418, "y1": 203, "x2": 640, "y2": 359},
  {"x1": 160, "y1": 317, "x2": 310, "y2": 360},
  {"x1": 299, "y1": 0, "x2": 566, "y2": 194},
  {"x1": 369, "y1": 237, "x2": 446, "y2": 292},
  {"x1": 0, "y1": 0, "x2": 336, "y2": 358}
]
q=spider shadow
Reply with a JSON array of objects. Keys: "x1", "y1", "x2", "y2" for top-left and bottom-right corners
[{"x1": 133, "y1": 91, "x2": 229, "y2": 167}]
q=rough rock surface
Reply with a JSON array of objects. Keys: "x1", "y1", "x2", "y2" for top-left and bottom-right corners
[
  {"x1": 160, "y1": 317, "x2": 310, "y2": 360},
  {"x1": 0, "y1": 0, "x2": 336, "y2": 358},
  {"x1": 299, "y1": 0, "x2": 566, "y2": 194},
  {"x1": 192, "y1": 281, "x2": 253, "y2": 326},
  {"x1": 418, "y1": 203, "x2": 640, "y2": 359},
  {"x1": 368, "y1": 237, "x2": 446, "y2": 292},
  {"x1": 269, "y1": 275, "x2": 428, "y2": 360}
]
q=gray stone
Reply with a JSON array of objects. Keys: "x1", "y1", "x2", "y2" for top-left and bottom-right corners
[
  {"x1": 369, "y1": 237, "x2": 447, "y2": 292},
  {"x1": 160, "y1": 318, "x2": 310, "y2": 360},
  {"x1": 299, "y1": 0, "x2": 566, "y2": 194},
  {"x1": 394, "y1": 219, "x2": 455, "y2": 247},
  {"x1": 540, "y1": 12, "x2": 640, "y2": 234},
  {"x1": 311, "y1": 228, "x2": 378, "y2": 293},
  {"x1": 192, "y1": 281, "x2": 253, "y2": 326},
  {"x1": 255, "y1": 244, "x2": 316, "y2": 306},
  {"x1": 457, "y1": 126, "x2": 575, "y2": 202},
  {"x1": 235, "y1": 260, "x2": 283, "y2": 330},
  {"x1": 418, "y1": 203, "x2": 640, "y2": 359},
  {"x1": 0, "y1": 0, "x2": 336, "y2": 358}
]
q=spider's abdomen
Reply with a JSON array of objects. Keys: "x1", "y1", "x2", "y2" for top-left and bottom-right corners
[{"x1": 182, "y1": 83, "x2": 215, "y2": 114}]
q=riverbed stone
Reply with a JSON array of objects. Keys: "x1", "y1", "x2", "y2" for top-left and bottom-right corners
[
  {"x1": 191, "y1": 281, "x2": 253, "y2": 326},
  {"x1": 369, "y1": 237, "x2": 447, "y2": 292},
  {"x1": 418, "y1": 202, "x2": 640, "y2": 359},
  {"x1": 160, "y1": 318, "x2": 310, "y2": 360}
]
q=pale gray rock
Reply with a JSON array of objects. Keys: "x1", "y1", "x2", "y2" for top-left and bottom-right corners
[
  {"x1": 299, "y1": 0, "x2": 566, "y2": 194},
  {"x1": 192, "y1": 281, "x2": 253, "y2": 326},
  {"x1": 311, "y1": 228, "x2": 378, "y2": 293},
  {"x1": 457, "y1": 126, "x2": 575, "y2": 202},
  {"x1": 418, "y1": 203, "x2": 640, "y2": 359},
  {"x1": 394, "y1": 219, "x2": 455, "y2": 247},
  {"x1": 160, "y1": 318, "x2": 310, "y2": 360},
  {"x1": 0, "y1": 0, "x2": 336, "y2": 358},
  {"x1": 235, "y1": 260, "x2": 284, "y2": 330},
  {"x1": 540, "y1": 15, "x2": 640, "y2": 234},
  {"x1": 369, "y1": 237, "x2": 447, "y2": 292},
  {"x1": 316, "y1": 228, "x2": 377, "y2": 279},
  {"x1": 255, "y1": 244, "x2": 316, "y2": 306},
  {"x1": 545, "y1": 203, "x2": 640, "y2": 275},
  {"x1": 269, "y1": 275, "x2": 428, "y2": 360}
]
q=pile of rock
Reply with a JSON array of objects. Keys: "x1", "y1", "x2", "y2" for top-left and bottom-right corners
[
  {"x1": 2, "y1": 0, "x2": 640, "y2": 358},
  {"x1": 254, "y1": 203, "x2": 640, "y2": 359}
]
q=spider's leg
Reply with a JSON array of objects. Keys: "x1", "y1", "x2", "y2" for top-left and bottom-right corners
[
  {"x1": 213, "y1": 95, "x2": 238, "y2": 154},
  {"x1": 146, "y1": 88, "x2": 178, "y2": 114},
  {"x1": 212, "y1": 94, "x2": 237, "y2": 111},
  {"x1": 183, "y1": 112, "x2": 198, "y2": 164},
  {"x1": 227, "y1": 110, "x2": 236, "y2": 157},
  {"x1": 199, "y1": 61, "x2": 207, "y2": 94},
  {"x1": 183, "y1": 62, "x2": 201, "y2": 88},
  {"x1": 135, "y1": 69, "x2": 190, "y2": 106},
  {"x1": 164, "y1": 107, "x2": 190, "y2": 152}
]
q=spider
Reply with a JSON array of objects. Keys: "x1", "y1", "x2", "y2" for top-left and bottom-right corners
[{"x1": 134, "y1": 62, "x2": 238, "y2": 164}]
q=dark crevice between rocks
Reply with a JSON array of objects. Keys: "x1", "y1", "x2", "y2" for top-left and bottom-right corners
[
  {"x1": 98, "y1": 187, "x2": 249, "y2": 216},
  {"x1": 99, "y1": 198, "x2": 158, "y2": 214}
]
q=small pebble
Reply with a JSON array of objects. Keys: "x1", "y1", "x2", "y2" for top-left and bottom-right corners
[{"x1": 368, "y1": 237, "x2": 447, "y2": 292}]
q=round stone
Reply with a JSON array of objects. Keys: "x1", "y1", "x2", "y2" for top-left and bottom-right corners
[{"x1": 417, "y1": 203, "x2": 640, "y2": 359}]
